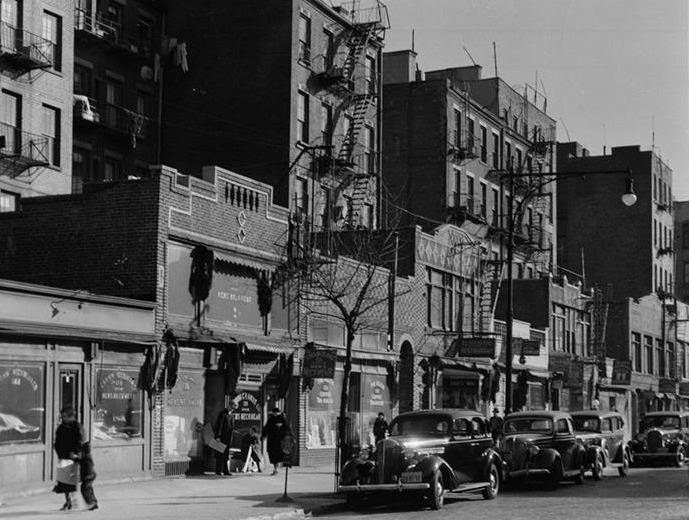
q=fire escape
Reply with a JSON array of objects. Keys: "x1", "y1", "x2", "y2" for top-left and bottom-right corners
[
  {"x1": 0, "y1": 123, "x2": 50, "y2": 179},
  {"x1": 478, "y1": 260, "x2": 505, "y2": 334},
  {"x1": 312, "y1": 1, "x2": 389, "y2": 229}
]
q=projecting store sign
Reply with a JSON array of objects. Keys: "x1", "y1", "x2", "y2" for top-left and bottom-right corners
[
  {"x1": 302, "y1": 346, "x2": 336, "y2": 379},
  {"x1": 514, "y1": 339, "x2": 541, "y2": 356},
  {"x1": 455, "y1": 338, "x2": 496, "y2": 358}
]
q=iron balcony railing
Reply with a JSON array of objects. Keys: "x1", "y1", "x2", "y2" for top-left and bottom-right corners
[
  {"x1": 453, "y1": 193, "x2": 486, "y2": 220},
  {"x1": 73, "y1": 95, "x2": 150, "y2": 139},
  {"x1": 74, "y1": 8, "x2": 152, "y2": 57},
  {"x1": 0, "y1": 122, "x2": 50, "y2": 177},
  {"x1": 0, "y1": 21, "x2": 53, "y2": 73},
  {"x1": 334, "y1": 1, "x2": 391, "y2": 29}
]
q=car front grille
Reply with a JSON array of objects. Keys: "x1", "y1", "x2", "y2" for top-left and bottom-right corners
[
  {"x1": 647, "y1": 430, "x2": 663, "y2": 453},
  {"x1": 375, "y1": 439, "x2": 404, "y2": 484}
]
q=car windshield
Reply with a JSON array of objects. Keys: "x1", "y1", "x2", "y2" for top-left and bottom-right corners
[
  {"x1": 642, "y1": 415, "x2": 680, "y2": 430},
  {"x1": 573, "y1": 417, "x2": 600, "y2": 433},
  {"x1": 504, "y1": 418, "x2": 553, "y2": 434},
  {"x1": 390, "y1": 415, "x2": 451, "y2": 437}
]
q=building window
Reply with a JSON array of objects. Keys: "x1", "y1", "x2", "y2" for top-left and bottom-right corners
[
  {"x1": 107, "y1": 3, "x2": 124, "y2": 41},
  {"x1": 319, "y1": 186, "x2": 330, "y2": 230},
  {"x1": 364, "y1": 125, "x2": 375, "y2": 174},
  {"x1": 632, "y1": 332, "x2": 642, "y2": 372},
  {"x1": 362, "y1": 203, "x2": 374, "y2": 229},
  {"x1": 656, "y1": 338, "x2": 665, "y2": 376},
  {"x1": 0, "y1": 90, "x2": 21, "y2": 154},
  {"x1": 505, "y1": 141, "x2": 512, "y2": 168},
  {"x1": 103, "y1": 157, "x2": 122, "y2": 182},
  {"x1": 72, "y1": 148, "x2": 90, "y2": 192},
  {"x1": 492, "y1": 132, "x2": 499, "y2": 168},
  {"x1": 669, "y1": 342, "x2": 675, "y2": 378},
  {"x1": 426, "y1": 268, "x2": 454, "y2": 330},
  {"x1": 321, "y1": 102, "x2": 332, "y2": 148},
  {"x1": 365, "y1": 55, "x2": 376, "y2": 94},
  {"x1": 298, "y1": 13, "x2": 311, "y2": 64},
  {"x1": 491, "y1": 187, "x2": 499, "y2": 227},
  {"x1": 681, "y1": 343, "x2": 687, "y2": 379},
  {"x1": 480, "y1": 125, "x2": 487, "y2": 163},
  {"x1": 322, "y1": 29, "x2": 335, "y2": 68},
  {"x1": 512, "y1": 116, "x2": 518, "y2": 131},
  {"x1": 466, "y1": 175, "x2": 475, "y2": 213},
  {"x1": 0, "y1": 190, "x2": 18, "y2": 212},
  {"x1": 516, "y1": 148, "x2": 523, "y2": 170},
  {"x1": 105, "y1": 79, "x2": 123, "y2": 129},
  {"x1": 137, "y1": 16, "x2": 153, "y2": 56},
  {"x1": 74, "y1": 64, "x2": 92, "y2": 96},
  {"x1": 644, "y1": 335, "x2": 653, "y2": 375},
  {"x1": 42, "y1": 11, "x2": 62, "y2": 71},
  {"x1": 454, "y1": 109, "x2": 462, "y2": 148},
  {"x1": 480, "y1": 182, "x2": 487, "y2": 219},
  {"x1": 297, "y1": 91, "x2": 309, "y2": 143},
  {"x1": 42, "y1": 105, "x2": 60, "y2": 167},
  {"x1": 295, "y1": 177, "x2": 308, "y2": 215},
  {"x1": 552, "y1": 306, "x2": 565, "y2": 351},
  {"x1": 653, "y1": 175, "x2": 658, "y2": 201},
  {"x1": 467, "y1": 118, "x2": 475, "y2": 153}
]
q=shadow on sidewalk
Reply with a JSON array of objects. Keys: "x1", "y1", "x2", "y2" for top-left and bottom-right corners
[{"x1": 231, "y1": 492, "x2": 342, "y2": 510}]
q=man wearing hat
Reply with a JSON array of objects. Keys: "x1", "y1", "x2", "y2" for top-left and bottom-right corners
[{"x1": 489, "y1": 408, "x2": 503, "y2": 443}]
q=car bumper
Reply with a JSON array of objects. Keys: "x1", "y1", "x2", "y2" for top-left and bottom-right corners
[
  {"x1": 339, "y1": 482, "x2": 431, "y2": 492},
  {"x1": 631, "y1": 451, "x2": 677, "y2": 461},
  {"x1": 507, "y1": 468, "x2": 551, "y2": 479}
]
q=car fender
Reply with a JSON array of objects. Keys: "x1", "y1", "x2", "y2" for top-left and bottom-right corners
[
  {"x1": 574, "y1": 444, "x2": 587, "y2": 469},
  {"x1": 531, "y1": 447, "x2": 560, "y2": 470},
  {"x1": 415, "y1": 455, "x2": 460, "y2": 490},
  {"x1": 479, "y1": 447, "x2": 504, "y2": 482}
]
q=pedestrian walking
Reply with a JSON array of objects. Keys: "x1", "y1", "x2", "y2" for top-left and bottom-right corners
[
  {"x1": 373, "y1": 412, "x2": 389, "y2": 444},
  {"x1": 53, "y1": 406, "x2": 98, "y2": 511},
  {"x1": 489, "y1": 408, "x2": 504, "y2": 443},
  {"x1": 240, "y1": 426, "x2": 262, "y2": 473},
  {"x1": 262, "y1": 407, "x2": 291, "y2": 475},
  {"x1": 214, "y1": 403, "x2": 236, "y2": 476}
]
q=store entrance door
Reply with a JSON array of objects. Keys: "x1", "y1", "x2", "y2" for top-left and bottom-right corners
[{"x1": 58, "y1": 365, "x2": 82, "y2": 421}]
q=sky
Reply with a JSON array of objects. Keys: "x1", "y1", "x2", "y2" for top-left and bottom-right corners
[{"x1": 381, "y1": 0, "x2": 689, "y2": 198}]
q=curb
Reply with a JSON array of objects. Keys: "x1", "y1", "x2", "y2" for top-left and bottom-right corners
[
  {"x1": 242, "y1": 509, "x2": 307, "y2": 520},
  {"x1": 306, "y1": 499, "x2": 348, "y2": 517}
]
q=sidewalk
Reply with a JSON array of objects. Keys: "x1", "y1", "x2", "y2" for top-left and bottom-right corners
[{"x1": 0, "y1": 467, "x2": 345, "y2": 520}]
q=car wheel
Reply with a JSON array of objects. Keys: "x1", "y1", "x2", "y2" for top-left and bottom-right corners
[
  {"x1": 618, "y1": 453, "x2": 629, "y2": 477},
  {"x1": 574, "y1": 463, "x2": 585, "y2": 485},
  {"x1": 428, "y1": 470, "x2": 444, "y2": 510},
  {"x1": 592, "y1": 454, "x2": 604, "y2": 481},
  {"x1": 674, "y1": 446, "x2": 686, "y2": 467},
  {"x1": 546, "y1": 460, "x2": 562, "y2": 491},
  {"x1": 482, "y1": 463, "x2": 500, "y2": 500}
]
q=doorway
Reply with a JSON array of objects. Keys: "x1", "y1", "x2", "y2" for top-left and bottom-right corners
[{"x1": 58, "y1": 365, "x2": 82, "y2": 421}]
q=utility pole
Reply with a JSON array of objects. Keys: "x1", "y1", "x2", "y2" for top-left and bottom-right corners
[{"x1": 505, "y1": 164, "x2": 515, "y2": 414}]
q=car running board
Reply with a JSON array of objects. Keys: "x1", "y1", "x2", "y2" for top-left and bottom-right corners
[
  {"x1": 446, "y1": 481, "x2": 491, "y2": 495},
  {"x1": 563, "y1": 470, "x2": 582, "y2": 479}
]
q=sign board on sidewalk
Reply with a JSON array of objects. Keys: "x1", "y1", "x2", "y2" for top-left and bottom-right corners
[
  {"x1": 302, "y1": 346, "x2": 336, "y2": 379},
  {"x1": 611, "y1": 360, "x2": 632, "y2": 385},
  {"x1": 456, "y1": 338, "x2": 496, "y2": 358}
]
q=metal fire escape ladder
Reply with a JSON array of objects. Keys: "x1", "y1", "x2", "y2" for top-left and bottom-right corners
[
  {"x1": 591, "y1": 287, "x2": 609, "y2": 375},
  {"x1": 478, "y1": 261, "x2": 504, "y2": 333}
]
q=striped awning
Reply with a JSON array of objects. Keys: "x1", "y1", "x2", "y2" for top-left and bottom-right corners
[
  {"x1": 244, "y1": 342, "x2": 295, "y2": 354},
  {"x1": 0, "y1": 320, "x2": 157, "y2": 345}
]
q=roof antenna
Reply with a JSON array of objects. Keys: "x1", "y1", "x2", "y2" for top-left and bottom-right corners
[
  {"x1": 492, "y1": 41, "x2": 498, "y2": 77},
  {"x1": 559, "y1": 117, "x2": 572, "y2": 142},
  {"x1": 652, "y1": 115, "x2": 655, "y2": 152},
  {"x1": 411, "y1": 28, "x2": 415, "y2": 52},
  {"x1": 463, "y1": 46, "x2": 477, "y2": 66},
  {"x1": 603, "y1": 124, "x2": 607, "y2": 155}
]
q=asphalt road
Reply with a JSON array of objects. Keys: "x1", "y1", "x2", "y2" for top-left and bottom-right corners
[{"x1": 325, "y1": 466, "x2": 689, "y2": 520}]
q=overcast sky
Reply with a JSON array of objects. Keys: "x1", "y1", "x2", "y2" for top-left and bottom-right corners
[{"x1": 382, "y1": 0, "x2": 689, "y2": 198}]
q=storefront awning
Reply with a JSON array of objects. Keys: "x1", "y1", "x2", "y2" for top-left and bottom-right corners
[
  {"x1": 0, "y1": 320, "x2": 157, "y2": 345},
  {"x1": 598, "y1": 384, "x2": 630, "y2": 394},
  {"x1": 214, "y1": 250, "x2": 275, "y2": 271},
  {"x1": 244, "y1": 342, "x2": 295, "y2": 354},
  {"x1": 657, "y1": 392, "x2": 676, "y2": 400}
]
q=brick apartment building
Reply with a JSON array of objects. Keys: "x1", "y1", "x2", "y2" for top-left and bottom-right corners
[
  {"x1": 161, "y1": 0, "x2": 388, "y2": 230},
  {"x1": 0, "y1": 0, "x2": 74, "y2": 203},
  {"x1": 72, "y1": 0, "x2": 164, "y2": 191},
  {"x1": 674, "y1": 200, "x2": 689, "y2": 302},
  {"x1": 382, "y1": 50, "x2": 557, "y2": 278}
]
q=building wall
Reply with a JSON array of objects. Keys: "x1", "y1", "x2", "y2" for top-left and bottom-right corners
[
  {"x1": 557, "y1": 143, "x2": 673, "y2": 301},
  {"x1": 72, "y1": 0, "x2": 163, "y2": 190},
  {"x1": 0, "y1": 0, "x2": 74, "y2": 199},
  {"x1": 675, "y1": 201, "x2": 689, "y2": 302}
]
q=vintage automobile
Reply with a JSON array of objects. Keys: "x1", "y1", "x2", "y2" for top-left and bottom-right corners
[
  {"x1": 338, "y1": 409, "x2": 503, "y2": 510},
  {"x1": 499, "y1": 411, "x2": 586, "y2": 489},
  {"x1": 570, "y1": 410, "x2": 631, "y2": 479},
  {"x1": 629, "y1": 411, "x2": 689, "y2": 467}
]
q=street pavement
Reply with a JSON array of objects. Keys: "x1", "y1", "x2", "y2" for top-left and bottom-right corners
[
  {"x1": 326, "y1": 465, "x2": 689, "y2": 520},
  {"x1": 0, "y1": 466, "x2": 342, "y2": 520},
  {"x1": 1, "y1": 465, "x2": 688, "y2": 520}
]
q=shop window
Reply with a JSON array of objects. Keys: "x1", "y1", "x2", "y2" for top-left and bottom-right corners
[
  {"x1": 93, "y1": 368, "x2": 143, "y2": 440},
  {"x1": 0, "y1": 190, "x2": 18, "y2": 212},
  {"x1": 306, "y1": 374, "x2": 343, "y2": 449},
  {"x1": 0, "y1": 363, "x2": 45, "y2": 444},
  {"x1": 164, "y1": 371, "x2": 204, "y2": 461}
]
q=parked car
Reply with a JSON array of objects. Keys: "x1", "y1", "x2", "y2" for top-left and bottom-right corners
[
  {"x1": 571, "y1": 410, "x2": 631, "y2": 479},
  {"x1": 629, "y1": 411, "x2": 689, "y2": 467},
  {"x1": 338, "y1": 409, "x2": 503, "y2": 510},
  {"x1": 499, "y1": 411, "x2": 586, "y2": 490}
]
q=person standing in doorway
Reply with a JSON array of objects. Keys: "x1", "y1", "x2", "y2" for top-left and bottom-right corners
[
  {"x1": 214, "y1": 403, "x2": 236, "y2": 476},
  {"x1": 489, "y1": 408, "x2": 504, "y2": 443},
  {"x1": 373, "y1": 412, "x2": 389, "y2": 444},
  {"x1": 53, "y1": 406, "x2": 98, "y2": 511},
  {"x1": 262, "y1": 408, "x2": 290, "y2": 475}
]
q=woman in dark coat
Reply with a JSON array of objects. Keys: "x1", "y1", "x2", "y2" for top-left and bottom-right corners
[
  {"x1": 262, "y1": 408, "x2": 291, "y2": 475},
  {"x1": 214, "y1": 404, "x2": 235, "y2": 476},
  {"x1": 53, "y1": 406, "x2": 98, "y2": 511}
]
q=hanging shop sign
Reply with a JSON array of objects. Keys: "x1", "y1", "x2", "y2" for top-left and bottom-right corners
[
  {"x1": 302, "y1": 347, "x2": 336, "y2": 379},
  {"x1": 518, "y1": 340, "x2": 541, "y2": 356},
  {"x1": 659, "y1": 378, "x2": 677, "y2": 395},
  {"x1": 611, "y1": 360, "x2": 632, "y2": 386},
  {"x1": 455, "y1": 338, "x2": 496, "y2": 358}
]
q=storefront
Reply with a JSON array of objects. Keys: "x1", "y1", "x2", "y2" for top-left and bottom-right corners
[{"x1": 0, "y1": 279, "x2": 156, "y2": 500}]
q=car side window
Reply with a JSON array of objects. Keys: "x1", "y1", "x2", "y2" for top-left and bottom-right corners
[
  {"x1": 682, "y1": 417, "x2": 689, "y2": 429},
  {"x1": 555, "y1": 419, "x2": 570, "y2": 434},
  {"x1": 471, "y1": 418, "x2": 486, "y2": 437},
  {"x1": 454, "y1": 418, "x2": 471, "y2": 437},
  {"x1": 602, "y1": 418, "x2": 613, "y2": 433}
]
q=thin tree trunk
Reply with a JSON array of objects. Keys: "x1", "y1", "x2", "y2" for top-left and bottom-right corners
[{"x1": 338, "y1": 325, "x2": 355, "y2": 467}]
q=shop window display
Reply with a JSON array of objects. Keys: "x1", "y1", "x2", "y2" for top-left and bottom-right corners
[
  {"x1": 93, "y1": 369, "x2": 143, "y2": 441},
  {"x1": 307, "y1": 375, "x2": 342, "y2": 448},
  {"x1": 164, "y1": 371, "x2": 204, "y2": 460},
  {"x1": 0, "y1": 363, "x2": 44, "y2": 444}
]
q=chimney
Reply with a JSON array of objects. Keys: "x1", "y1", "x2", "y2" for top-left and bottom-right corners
[{"x1": 383, "y1": 50, "x2": 418, "y2": 85}]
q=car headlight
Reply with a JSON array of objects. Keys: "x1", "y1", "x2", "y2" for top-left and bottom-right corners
[
  {"x1": 527, "y1": 445, "x2": 539, "y2": 459},
  {"x1": 402, "y1": 448, "x2": 420, "y2": 465}
]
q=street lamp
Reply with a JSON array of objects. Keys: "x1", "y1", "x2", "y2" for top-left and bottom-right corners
[{"x1": 499, "y1": 166, "x2": 636, "y2": 415}]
